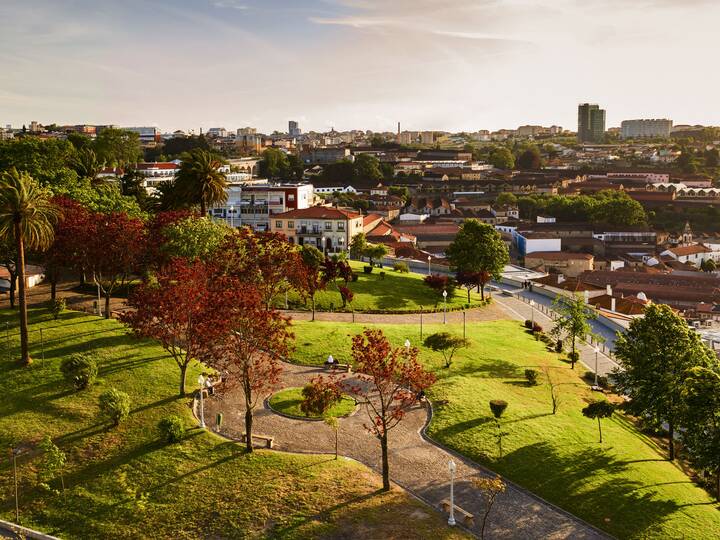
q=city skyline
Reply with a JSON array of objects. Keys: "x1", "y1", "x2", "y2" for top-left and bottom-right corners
[{"x1": 2, "y1": 0, "x2": 719, "y2": 133}]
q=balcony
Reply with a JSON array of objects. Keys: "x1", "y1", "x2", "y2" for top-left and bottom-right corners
[{"x1": 295, "y1": 226, "x2": 322, "y2": 236}]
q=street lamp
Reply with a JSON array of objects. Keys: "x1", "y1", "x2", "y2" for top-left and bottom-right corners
[
  {"x1": 229, "y1": 205, "x2": 234, "y2": 228},
  {"x1": 593, "y1": 346, "x2": 600, "y2": 389},
  {"x1": 404, "y1": 339, "x2": 411, "y2": 352},
  {"x1": 529, "y1": 299, "x2": 535, "y2": 327},
  {"x1": 427, "y1": 255, "x2": 432, "y2": 275},
  {"x1": 447, "y1": 459, "x2": 457, "y2": 526},
  {"x1": 442, "y1": 289, "x2": 448, "y2": 324},
  {"x1": 198, "y1": 374, "x2": 207, "y2": 428}
]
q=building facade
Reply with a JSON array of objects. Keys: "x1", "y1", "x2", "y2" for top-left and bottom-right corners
[
  {"x1": 620, "y1": 119, "x2": 673, "y2": 139},
  {"x1": 270, "y1": 207, "x2": 364, "y2": 254},
  {"x1": 577, "y1": 103, "x2": 606, "y2": 143}
]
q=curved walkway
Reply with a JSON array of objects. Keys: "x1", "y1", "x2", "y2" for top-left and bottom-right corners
[{"x1": 205, "y1": 362, "x2": 609, "y2": 539}]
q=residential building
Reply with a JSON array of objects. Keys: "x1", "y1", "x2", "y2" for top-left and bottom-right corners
[
  {"x1": 213, "y1": 183, "x2": 314, "y2": 232},
  {"x1": 124, "y1": 126, "x2": 160, "y2": 144},
  {"x1": 577, "y1": 103, "x2": 606, "y2": 143},
  {"x1": 207, "y1": 127, "x2": 228, "y2": 138},
  {"x1": 514, "y1": 231, "x2": 562, "y2": 257},
  {"x1": 524, "y1": 251, "x2": 594, "y2": 278},
  {"x1": 289, "y1": 120, "x2": 301, "y2": 138},
  {"x1": 133, "y1": 162, "x2": 180, "y2": 191},
  {"x1": 300, "y1": 147, "x2": 351, "y2": 165},
  {"x1": 270, "y1": 207, "x2": 364, "y2": 253},
  {"x1": 660, "y1": 244, "x2": 718, "y2": 266},
  {"x1": 421, "y1": 131, "x2": 434, "y2": 144},
  {"x1": 620, "y1": 119, "x2": 673, "y2": 139}
]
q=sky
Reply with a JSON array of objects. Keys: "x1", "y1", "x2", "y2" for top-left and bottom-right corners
[{"x1": 1, "y1": 0, "x2": 719, "y2": 134}]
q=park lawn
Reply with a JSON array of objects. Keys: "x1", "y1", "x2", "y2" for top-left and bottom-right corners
[
  {"x1": 290, "y1": 319, "x2": 720, "y2": 539},
  {"x1": 282, "y1": 260, "x2": 486, "y2": 312},
  {"x1": 0, "y1": 308, "x2": 469, "y2": 540},
  {"x1": 269, "y1": 387, "x2": 356, "y2": 419}
]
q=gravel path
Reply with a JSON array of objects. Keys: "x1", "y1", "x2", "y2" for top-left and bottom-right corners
[{"x1": 205, "y1": 362, "x2": 609, "y2": 539}]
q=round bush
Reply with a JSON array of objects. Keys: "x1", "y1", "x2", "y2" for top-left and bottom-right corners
[
  {"x1": 393, "y1": 262, "x2": 409, "y2": 273},
  {"x1": 568, "y1": 351, "x2": 580, "y2": 362},
  {"x1": 524, "y1": 320, "x2": 533, "y2": 329},
  {"x1": 158, "y1": 415, "x2": 185, "y2": 443},
  {"x1": 60, "y1": 354, "x2": 98, "y2": 390},
  {"x1": 524, "y1": 369, "x2": 539, "y2": 386},
  {"x1": 99, "y1": 388, "x2": 131, "y2": 426},
  {"x1": 489, "y1": 399, "x2": 508, "y2": 419},
  {"x1": 363, "y1": 266, "x2": 373, "y2": 274}
]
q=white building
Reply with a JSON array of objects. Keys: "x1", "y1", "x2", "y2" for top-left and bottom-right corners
[{"x1": 621, "y1": 119, "x2": 673, "y2": 139}]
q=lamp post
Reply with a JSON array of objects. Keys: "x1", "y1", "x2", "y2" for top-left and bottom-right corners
[
  {"x1": 229, "y1": 205, "x2": 234, "y2": 228},
  {"x1": 427, "y1": 255, "x2": 431, "y2": 275},
  {"x1": 404, "y1": 339, "x2": 411, "y2": 352},
  {"x1": 529, "y1": 299, "x2": 535, "y2": 327},
  {"x1": 420, "y1": 307, "x2": 424, "y2": 340},
  {"x1": 198, "y1": 374, "x2": 207, "y2": 428},
  {"x1": 447, "y1": 459, "x2": 457, "y2": 526},
  {"x1": 593, "y1": 346, "x2": 600, "y2": 388},
  {"x1": 442, "y1": 289, "x2": 448, "y2": 324},
  {"x1": 12, "y1": 447, "x2": 21, "y2": 523}
]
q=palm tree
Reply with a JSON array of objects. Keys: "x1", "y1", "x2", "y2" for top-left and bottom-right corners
[
  {"x1": 0, "y1": 169, "x2": 59, "y2": 366},
  {"x1": 174, "y1": 150, "x2": 228, "y2": 216},
  {"x1": 72, "y1": 147, "x2": 106, "y2": 185}
]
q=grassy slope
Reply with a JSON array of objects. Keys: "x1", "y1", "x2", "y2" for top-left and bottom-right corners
[
  {"x1": 291, "y1": 319, "x2": 720, "y2": 539},
  {"x1": 282, "y1": 261, "x2": 485, "y2": 312},
  {"x1": 269, "y1": 387, "x2": 356, "y2": 419},
  {"x1": 0, "y1": 308, "x2": 468, "y2": 540}
]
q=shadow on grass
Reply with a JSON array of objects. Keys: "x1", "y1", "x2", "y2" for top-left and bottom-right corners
[
  {"x1": 270, "y1": 488, "x2": 386, "y2": 538},
  {"x1": 500, "y1": 441, "x2": 682, "y2": 538}
]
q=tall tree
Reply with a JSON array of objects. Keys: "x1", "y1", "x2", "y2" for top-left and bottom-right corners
[
  {"x1": 582, "y1": 400, "x2": 615, "y2": 443},
  {"x1": 121, "y1": 259, "x2": 231, "y2": 396},
  {"x1": 354, "y1": 153, "x2": 384, "y2": 182},
  {"x1": 80, "y1": 212, "x2": 146, "y2": 318},
  {"x1": 345, "y1": 329, "x2": 435, "y2": 490},
  {"x1": 445, "y1": 220, "x2": 509, "y2": 300},
  {"x1": 258, "y1": 148, "x2": 290, "y2": 179},
  {"x1": 550, "y1": 295, "x2": 597, "y2": 369},
  {"x1": 174, "y1": 149, "x2": 228, "y2": 216},
  {"x1": 517, "y1": 146, "x2": 542, "y2": 170},
  {"x1": 95, "y1": 128, "x2": 142, "y2": 167},
  {"x1": 160, "y1": 216, "x2": 230, "y2": 262},
  {"x1": 488, "y1": 147, "x2": 515, "y2": 170},
  {"x1": 71, "y1": 148, "x2": 105, "y2": 184},
  {"x1": 0, "y1": 169, "x2": 59, "y2": 365},
  {"x1": 614, "y1": 304, "x2": 715, "y2": 460},
  {"x1": 349, "y1": 232, "x2": 367, "y2": 260},
  {"x1": 201, "y1": 281, "x2": 292, "y2": 452},
  {"x1": 681, "y1": 366, "x2": 720, "y2": 499},
  {"x1": 294, "y1": 244, "x2": 327, "y2": 321},
  {"x1": 363, "y1": 243, "x2": 388, "y2": 266}
]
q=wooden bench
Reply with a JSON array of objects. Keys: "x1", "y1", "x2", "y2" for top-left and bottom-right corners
[
  {"x1": 325, "y1": 363, "x2": 352, "y2": 373},
  {"x1": 441, "y1": 499, "x2": 475, "y2": 527},
  {"x1": 240, "y1": 433, "x2": 274, "y2": 448}
]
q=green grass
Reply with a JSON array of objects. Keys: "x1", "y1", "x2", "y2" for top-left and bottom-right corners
[
  {"x1": 269, "y1": 387, "x2": 356, "y2": 419},
  {"x1": 290, "y1": 319, "x2": 720, "y2": 539},
  {"x1": 282, "y1": 261, "x2": 487, "y2": 313},
  {"x1": 0, "y1": 308, "x2": 469, "y2": 540}
]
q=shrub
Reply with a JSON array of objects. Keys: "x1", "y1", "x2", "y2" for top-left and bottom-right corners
[
  {"x1": 532, "y1": 323, "x2": 543, "y2": 333},
  {"x1": 524, "y1": 320, "x2": 533, "y2": 329},
  {"x1": 568, "y1": 351, "x2": 580, "y2": 363},
  {"x1": 555, "y1": 339, "x2": 564, "y2": 353},
  {"x1": 363, "y1": 266, "x2": 373, "y2": 274},
  {"x1": 99, "y1": 388, "x2": 131, "y2": 426},
  {"x1": 524, "y1": 369, "x2": 539, "y2": 386},
  {"x1": 393, "y1": 262, "x2": 409, "y2": 273},
  {"x1": 583, "y1": 371, "x2": 609, "y2": 388},
  {"x1": 424, "y1": 274, "x2": 457, "y2": 298},
  {"x1": 158, "y1": 415, "x2": 185, "y2": 443},
  {"x1": 351, "y1": 273, "x2": 359, "y2": 282},
  {"x1": 60, "y1": 354, "x2": 98, "y2": 390},
  {"x1": 379, "y1": 271, "x2": 386, "y2": 280},
  {"x1": 46, "y1": 298, "x2": 66, "y2": 320},
  {"x1": 489, "y1": 400, "x2": 508, "y2": 418}
]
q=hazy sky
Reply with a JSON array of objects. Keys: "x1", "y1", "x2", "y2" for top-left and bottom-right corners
[{"x1": 1, "y1": 0, "x2": 718, "y2": 133}]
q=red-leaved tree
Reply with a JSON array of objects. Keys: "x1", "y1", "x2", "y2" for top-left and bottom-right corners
[
  {"x1": 82, "y1": 212, "x2": 146, "y2": 318},
  {"x1": 456, "y1": 270, "x2": 491, "y2": 302},
  {"x1": 120, "y1": 259, "x2": 232, "y2": 396},
  {"x1": 346, "y1": 329, "x2": 435, "y2": 490},
  {"x1": 201, "y1": 281, "x2": 293, "y2": 452},
  {"x1": 292, "y1": 244, "x2": 327, "y2": 321}
]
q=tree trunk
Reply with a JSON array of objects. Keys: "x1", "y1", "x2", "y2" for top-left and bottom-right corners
[
  {"x1": 311, "y1": 295, "x2": 316, "y2": 322},
  {"x1": 598, "y1": 417, "x2": 603, "y2": 443},
  {"x1": 716, "y1": 469, "x2": 720, "y2": 502},
  {"x1": 200, "y1": 200, "x2": 207, "y2": 217},
  {"x1": 15, "y1": 224, "x2": 31, "y2": 366},
  {"x1": 8, "y1": 273, "x2": 16, "y2": 309},
  {"x1": 179, "y1": 362, "x2": 188, "y2": 396},
  {"x1": 245, "y1": 409, "x2": 254, "y2": 453},
  {"x1": 334, "y1": 429, "x2": 338, "y2": 460},
  {"x1": 380, "y1": 433, "x2": 390, "y2": 491},
  {"x1": 50, "y1": 276, "x2": 57, "y2": 301},
  {"x1": 571, "y1": 339, "x2": 576, "y2": 369},
  {"x1": 79, "y1": 270, "x2": 85, "y2": 286},
  {"x1": 480, "y1": 284, "x2": 485, "y2": 301},
  {"x1": 467, "y1": 288, "x2": 471, "y2": 303},
  {"x1": 668, "y1": 421, "x2": 675, "y2": 460},
  {"x1": 104, "y1": 292, "x2": 111, "y2": 319}
]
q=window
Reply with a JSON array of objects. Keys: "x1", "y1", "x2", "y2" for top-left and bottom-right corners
[
  {"x1": 288, "y1": 221, "x2": 294, "y2": 229},
  {"x1": 325, "y1": 221, "x2": 332, "y2": 231},
  {"x1": 276, "y1": 220, "x2": 282, "y2": 229},
  {"x1": 337, "y1": 221, "x2": 345, "y2": 231},
  {"x1": 288, "y1": 194, "x2": 295, "y2": 202}
]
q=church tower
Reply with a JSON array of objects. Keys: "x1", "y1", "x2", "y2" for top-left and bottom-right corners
[{"x1": 681, "y1": 221, "x2": 693, "y2": 246}]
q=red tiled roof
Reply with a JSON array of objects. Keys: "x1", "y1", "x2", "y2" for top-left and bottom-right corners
[
  {"x1": 135, "y1": 162, "x2": 179, "y2": 170},
  {"x1": 274, "y1": 207, "x2": 361, "y2": 220},
  {"x1": 525, "y1": 251, "x2": 594, "y2": 261},
  {"x1": 666, "y1": 244, "x2": 712, "y2": 256}
]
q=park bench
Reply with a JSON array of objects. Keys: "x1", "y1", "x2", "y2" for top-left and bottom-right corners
[
  {"x1": 441, "y1": 499, "x2": 475, "y2": 527},
  {"x1": 325, "y1": 362, "x2": 352, "y2": 373},
  {"x1": 240, "y1": 433, "x2": 274, "y2": 448}
]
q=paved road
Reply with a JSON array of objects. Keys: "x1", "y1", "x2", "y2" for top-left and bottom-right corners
[{"x1": 206, "y1": 362, "x2": 609, "y2": 540}]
